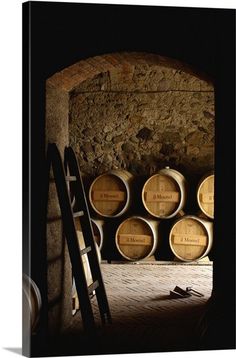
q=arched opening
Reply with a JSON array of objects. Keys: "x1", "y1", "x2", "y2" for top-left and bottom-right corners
[{"x1": 45, "y1": 52, "x2": 215, "y2": 352}]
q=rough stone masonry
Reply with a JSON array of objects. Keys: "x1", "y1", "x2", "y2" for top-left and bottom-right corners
[{"x1": 68, "y1": 53, "x2": 214, "y2": 178}]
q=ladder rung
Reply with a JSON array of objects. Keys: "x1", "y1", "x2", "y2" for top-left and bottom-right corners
[
  {"x1": 88, "y1": 280, "x2": 99, "y2": 295},
  {"x1": 49, "y1": 175, "x2": 76, "y2": 182},
  {"x1": 73, "y1": 211, "x2": 84, "y2": 218},
  {"x1": 66, "y1": 175, "x2": 77, "y2": 181},
  {"x1": 80, "y1": 246, "x2": 92, "y2": 255}
]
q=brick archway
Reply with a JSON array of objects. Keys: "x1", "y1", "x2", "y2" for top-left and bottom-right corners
[{"x1": 46, "y1": 52, "x2": 214, "y2": 334}]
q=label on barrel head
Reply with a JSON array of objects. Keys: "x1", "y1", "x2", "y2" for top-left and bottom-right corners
[
  {"x1": 173, "y1": 234, "x2": 207, "y2": 246},
  {"x1": 200, "y1": 193, "x2": 214, "y2": 204},
  {"x1": 118, "y1": 234, "x2": 152, "y2": 246},
  {"x1": 145, "y1": 191, "x2": 180, "y2": 203},
  {"x1": 92, "y1": 190, "x2": 125, "y2": 201}
]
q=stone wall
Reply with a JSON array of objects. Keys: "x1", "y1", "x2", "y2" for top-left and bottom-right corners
[
  {"x1": 68, "y1": 53, "x2": 214, "y2": 178},
  {"x1": 45, "y1": 85, "x2": 71, "y2": 335}
]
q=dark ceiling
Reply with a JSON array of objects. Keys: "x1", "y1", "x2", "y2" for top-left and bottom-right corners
[{"x1": 29, "y1": 2, "x2": 228, "y2": 79}]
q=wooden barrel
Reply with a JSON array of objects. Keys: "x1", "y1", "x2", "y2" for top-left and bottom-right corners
[
  {"x1": 89, "y1": 170, "x2": 133, "y2": 218},
  {"x1": 23, "y1": 274, "x2": 42, "y2": 334},
  {"x1": 142, "y1": 167, "x2": 187, "y2": 219},
  {"x1": 91, "y1": 219, "x2": 104, "y2": 250},
  {"x1": 76, "y1": 226, "x2": 102, "y2": 280},
  {"x1": 70, "y1": 173, "x2": 87, "y2": 209},
  {"x1": 169, "y1": 215, "x2": 213, "y2": 262},
  {"x1": 115, "y1": 216, "x2": 159, "y2": 261},
  {"x1": 72, "y1": 225, "x2": 101, "y2": 314},
  {"x1": 197, "y1": 173, "x2": 214, "y2": 219},
  {"x1": 74, "y1": 218, "x2": 102, "y2": 261}
]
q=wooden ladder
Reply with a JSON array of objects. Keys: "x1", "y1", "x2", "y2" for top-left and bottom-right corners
[{"x1": 46, "y1": 143, "x2": 112, "y2": 333}]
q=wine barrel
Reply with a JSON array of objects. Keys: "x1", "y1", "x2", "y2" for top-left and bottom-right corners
[
  {"x1": 72, "y1": 226, "x2": 101, "y2": 314},
  {"x1": 169, "y1": 215, "x2": 213, "y2": 262},
  {"x1": 89, "y1": 170, "x2": 133, "y2": 218},
  {"x1": 91, "y1": 219, "x2": 104, "y2": 250},
  {"x1": 197, "y1": 173, "x2": 214, "y2": 219},
  {"x1": 23, "y1": 274, "x2": 42, "y2": 334},
  {"x1": 142, "y1": 167, "x2": 187, "y2": 219},
  {"x1": 76, "y1": 228, "x2": 102, "y2": 282},
  {"x1": 115, "y1": 216, "x2": 159, "y2": 261}
]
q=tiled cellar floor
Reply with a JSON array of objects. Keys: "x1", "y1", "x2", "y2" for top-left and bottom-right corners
[{"x1": 51, "y1": 262, "x2": 213, "y2": 356}]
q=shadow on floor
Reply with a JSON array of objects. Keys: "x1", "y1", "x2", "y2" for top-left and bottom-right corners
[{"x1": 4, "y1": 348, "x2": 22, "y2": 356}]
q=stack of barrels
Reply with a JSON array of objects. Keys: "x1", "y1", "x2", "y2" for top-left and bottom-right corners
[{"x1": 88, "y1": 168, "x2": 214, "y2": 263}]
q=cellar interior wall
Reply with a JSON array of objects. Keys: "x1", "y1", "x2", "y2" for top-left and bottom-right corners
[
  {"x1": 68, "y1": 53, "x2": 215, "y2": 180},
  {"x1": 46, "y1": 52, "x2": 215, "y2": 334}
]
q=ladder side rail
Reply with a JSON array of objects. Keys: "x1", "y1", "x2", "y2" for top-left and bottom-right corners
[
  {"x1": 64, "y1": 147, "x2": 112, "y2": 323},
  {"x1": 64, "y1": 146, "x2": 101, "y2": 263},
  {"x1": 47, "y1": 144, "x2": 96, "y2": 332}
]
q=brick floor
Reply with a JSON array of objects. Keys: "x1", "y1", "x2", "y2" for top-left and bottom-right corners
[{"x1": 54, "y1": 262, "x2": 213, "y2": 356}]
